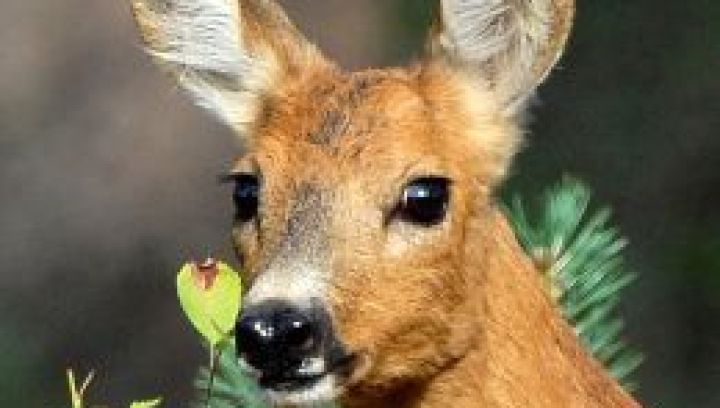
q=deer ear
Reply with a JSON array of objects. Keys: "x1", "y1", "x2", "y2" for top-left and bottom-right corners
[
  {"x1": 429, "y1": 0, "x2": 575, "y2": 113},
  {"x1": 131, "y1": 0, "x2": 326, "y2": 139}
]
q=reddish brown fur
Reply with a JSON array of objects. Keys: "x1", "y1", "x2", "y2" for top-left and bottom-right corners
[
  {"x1": 227, "y1": 63, "x2": 639, "y2": 407},
  {"x1": 131, "y1": 1, "x2": 642, "y2": 406}
]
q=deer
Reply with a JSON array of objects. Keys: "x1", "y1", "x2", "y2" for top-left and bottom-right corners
[{"x1": 130, "y1": 0, "x2": 641, "y2": 407}]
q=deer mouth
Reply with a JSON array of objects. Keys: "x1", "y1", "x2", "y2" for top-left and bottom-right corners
[
  {"x1": 250, "y1": 352, "x2": 359, "y2": 405},
  {"x1": 258, "y1": 352, "x2": 357, "y2": 390}
]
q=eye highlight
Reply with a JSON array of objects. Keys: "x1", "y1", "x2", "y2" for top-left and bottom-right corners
[
  {"x1": 228, "y1": 174, "x2": 260, "y2": 222},
  {"x1": 397, "y1": 177, "x2": 451, "y2": 226}
]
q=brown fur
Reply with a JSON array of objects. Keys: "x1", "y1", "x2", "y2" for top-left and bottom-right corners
[{"x1": 130, "y1": 1, "x2": 641, "y2": 407}]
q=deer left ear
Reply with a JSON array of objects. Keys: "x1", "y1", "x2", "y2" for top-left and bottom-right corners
[
  {"x1": 428, "y1": 0, "x2": 575, "y2": 114},
  {"x1": 131, "y1": 0, "x2": 328, "y2": 143}
]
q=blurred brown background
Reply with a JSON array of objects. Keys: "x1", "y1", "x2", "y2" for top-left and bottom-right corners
[{"x1": 0, "y1": 1, "x2": 718, "y2": 406}]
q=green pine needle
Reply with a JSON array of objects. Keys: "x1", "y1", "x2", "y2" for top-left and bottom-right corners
[
  {"x1": 192, "y1": 340, "x2": 267, "y2": 408},
  {"x1": 504, "y1": 176, "x2": 643, "y2": 391}
]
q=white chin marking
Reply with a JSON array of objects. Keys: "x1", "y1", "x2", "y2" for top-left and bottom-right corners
[{"x1": 266, "y1": 375, "x2": 341, "y2": 407}]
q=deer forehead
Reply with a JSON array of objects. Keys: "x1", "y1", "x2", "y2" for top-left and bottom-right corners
[
  {"x1": 237, "y1": 67, "x2": 513, "y2": 190},
  {"x1": 259, "y1": 70, "x2": 430, "y2": 155}
]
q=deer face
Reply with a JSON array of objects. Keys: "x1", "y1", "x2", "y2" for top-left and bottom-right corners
[
  {"x1": 229, "y1": 67, "x2": 517, "y2": 404},
  {"x1": 131, "y1": 0, "x2": 573, "y2": 405}
]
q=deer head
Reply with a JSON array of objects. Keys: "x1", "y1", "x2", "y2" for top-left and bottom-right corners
[{"x1": 131, "y1": 0, "x2": 576, "y2": 406}]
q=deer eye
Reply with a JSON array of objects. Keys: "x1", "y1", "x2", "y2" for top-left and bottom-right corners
[
  {"x1": 231, "y1": 174, "x2": 260, "y2": 222},
  {"x1": 398, "y1": 177, "x2": 450, "y2": 226}
]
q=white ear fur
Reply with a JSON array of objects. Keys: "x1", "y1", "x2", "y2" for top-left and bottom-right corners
[
  {"x1": 131, "y1": 0, "x2": 291, "y2": 136},
  {"x1": 432, "y1": 0, "x2": 574, "y2": 113}
]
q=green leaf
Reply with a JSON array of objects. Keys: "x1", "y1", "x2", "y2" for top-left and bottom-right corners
[
  {"x1": 129, "y1": 397, "x2": 163, "y2": 408},
  {"x1": 177, "y1": 259, "x2": 242, "y2": 346}
]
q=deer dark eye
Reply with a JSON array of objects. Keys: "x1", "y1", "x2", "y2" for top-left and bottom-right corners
[
  {"x1": 398, "y1": 177, "x2": 450, "y2": 226},
  {"x1": 232, "y1": 175, "x2": 260, "y2": 222}
]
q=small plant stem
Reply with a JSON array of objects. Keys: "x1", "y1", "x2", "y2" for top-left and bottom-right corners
[
  {"x1": 205, "y1": 344, "x2": 221, "y2": 408},
  {"x1": 80, "y1": 371, "x2": 96, "y2": 397},
  {"x1": 67, "y1": 369, "x2": 81, "y2": 408},
  {"x1": 66, "y1": 369, "x2": 95, "y2": 408}
]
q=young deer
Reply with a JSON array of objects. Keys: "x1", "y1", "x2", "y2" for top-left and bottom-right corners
[{"x1": 131, "y1": 0, "x2": 640, "y2": 407}]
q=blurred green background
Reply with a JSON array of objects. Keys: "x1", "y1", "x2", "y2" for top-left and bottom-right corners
[{"x1": 0, "y1": 0, "x2": 718, "y2": 406}]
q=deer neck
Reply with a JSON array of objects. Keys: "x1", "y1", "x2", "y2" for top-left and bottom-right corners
[{"x1": 409, "y1": 209, "x2": 639, "y2": 408}]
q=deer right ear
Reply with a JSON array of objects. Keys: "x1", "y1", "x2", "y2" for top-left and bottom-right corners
[
  {"x1": 428, "y1": 0, "x2": 575, "y2": 114},
  {"x1": 131, "y1": 0, "x2": 326, "y2": 141}
]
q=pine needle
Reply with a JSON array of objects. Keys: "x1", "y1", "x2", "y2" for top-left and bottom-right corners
[{"x1": 504, "y1": 176, "x2": 643, "y2": 390}]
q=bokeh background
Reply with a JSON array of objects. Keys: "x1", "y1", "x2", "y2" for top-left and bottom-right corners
[{"x1": 1, "y1": 0, "x2": 718, "y2": 406}]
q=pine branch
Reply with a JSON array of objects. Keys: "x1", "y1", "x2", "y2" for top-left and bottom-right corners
[
  {"x1": 504, "y1": 176, "x2": 643, "y2": 391},
  {"x1": 192, "y1": 340, "x2": 267, "y2": 408}
]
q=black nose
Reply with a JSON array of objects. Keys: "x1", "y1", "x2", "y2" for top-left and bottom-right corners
[{"x1": 236, "y1": 301, "x2": 324, "y2": 377}]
